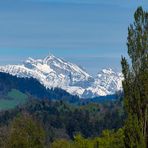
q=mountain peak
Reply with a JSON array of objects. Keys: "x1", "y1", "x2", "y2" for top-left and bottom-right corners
[
  {"x1": 43, "y1": 53, "x2": 56, "y2": 63},
  {"x1": 0, "y1": 54, "x2": 123, "y2": 98},
  {"x1": 25, "y1": 57, "x2": 35, "y2": 63},
  {"x1": 102, "y1": 68, "x2": 114, "y2": 74}
]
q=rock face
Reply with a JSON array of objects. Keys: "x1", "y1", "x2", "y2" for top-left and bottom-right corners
[{"x1": 0, "y1": 54, "x2": 123, "y2": 98}]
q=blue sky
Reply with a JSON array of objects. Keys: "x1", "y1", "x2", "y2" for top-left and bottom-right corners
[{"x1": 0, "y1": 0, "x2": 147, "y2": 75}]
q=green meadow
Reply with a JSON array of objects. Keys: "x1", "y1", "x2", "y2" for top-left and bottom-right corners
[{"x1": 0, "y1": 89, "x2": 28, "y2": 111}]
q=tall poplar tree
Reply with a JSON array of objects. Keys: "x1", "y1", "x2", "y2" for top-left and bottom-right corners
[{"x1": 121, "y1": 7, "x2": 148, "y2": 148}]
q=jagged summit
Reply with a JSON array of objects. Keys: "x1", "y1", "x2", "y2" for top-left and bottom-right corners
[
  {"x1": 0, "y1": 54, "x2": 123, "y2": 98},
  {"x1": 43, "y1": 54, "x2": 58, "y2": 64}
]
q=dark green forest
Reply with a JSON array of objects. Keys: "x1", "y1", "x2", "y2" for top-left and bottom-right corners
[{"x1": 0, "y1": 98, "x2": 124, "y2": 147}]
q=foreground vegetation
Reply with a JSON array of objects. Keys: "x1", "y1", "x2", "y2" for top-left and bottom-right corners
[
  {"x1": 0, "y1": 113, "x2": 124, "y2": 148},
  {"x1": 51, "y1": 128, "x2": 124, "y2": 148},
  {"x1": 0, "y1": 97, "x2": 124, "y2": 147},
  {"x1": 121, "y1": 7, "x2": 148, "y2": 147}
]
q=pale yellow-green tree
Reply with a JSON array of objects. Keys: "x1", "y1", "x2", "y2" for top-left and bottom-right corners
[{"x1": 6, "y1": 113, "x2": 45, "y2": 148}]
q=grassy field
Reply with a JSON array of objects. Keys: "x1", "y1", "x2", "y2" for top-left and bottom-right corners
[{"x1": 0, "y1": 89, "x2": 28, "y2": 111}]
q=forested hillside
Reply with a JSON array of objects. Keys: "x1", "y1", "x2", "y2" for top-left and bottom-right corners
[
  {"x1": 0, "y1": 98, "x2": 125, "y2": 147},
  {"x1": 0, "y1": 72, "x2": 79, "y2": 103}
]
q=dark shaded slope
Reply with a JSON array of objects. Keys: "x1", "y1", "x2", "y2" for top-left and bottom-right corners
[{"x1": 0, "y1": 72, "x2": 79, "y2": 102}]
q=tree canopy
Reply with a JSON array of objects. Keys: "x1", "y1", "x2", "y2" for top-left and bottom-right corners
[{"x1": 121, "y1": 7, "x2": 148, "y2": 148}]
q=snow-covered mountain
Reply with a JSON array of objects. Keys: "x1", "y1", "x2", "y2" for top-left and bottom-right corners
[{"x1": 0, "y1": 54, "x2": 123, "y2": 98}]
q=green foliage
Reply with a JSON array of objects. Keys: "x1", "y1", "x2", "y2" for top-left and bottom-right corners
[
  {"x1": 6, "y1": 113, "x2": 45, "y2": 148},
  {"x1": 73, "y1": 134, "x2": 92, "y2": 148},
  {"x1": 94, "y1": 129, "x2": 124, "y2": 148},
  {"x1": 0, "y1": 89, "x2": 28, "y2": 111},
  {"x1": 0, "y1": 99, "x2": 125, "y2": 146},
  {"x1": 51, "y1": 129, "x2": 124, "y2": 148},
  {"x1": 51, "y1": 139, "x2": 71, "y2": 148},
  {"x1": 121, "y1": 7, "x2": 148, "y2": 148},
  {"x1": 124, "y1": 115, "x2": 145, "y2": 148},
  {"x1": 0, "y1": 126, "x2": 8, "y2": 148}
]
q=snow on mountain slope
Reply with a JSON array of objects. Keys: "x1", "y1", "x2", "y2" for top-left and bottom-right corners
[
  {"x1": 0, "y1": 54, "x2": 123, "y2": 98},
  {"x1": 94, "y1": 69, "x2": 123, "y2": 93}
]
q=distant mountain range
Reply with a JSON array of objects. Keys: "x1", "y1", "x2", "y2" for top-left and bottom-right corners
[{"x1": 0, "y1": 54, "x2": 123, "y2": 98}]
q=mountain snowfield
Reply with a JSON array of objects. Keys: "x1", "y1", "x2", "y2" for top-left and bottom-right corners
[{"x1": 0, "y1": 54, "x2": 123, "y2": 98}]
